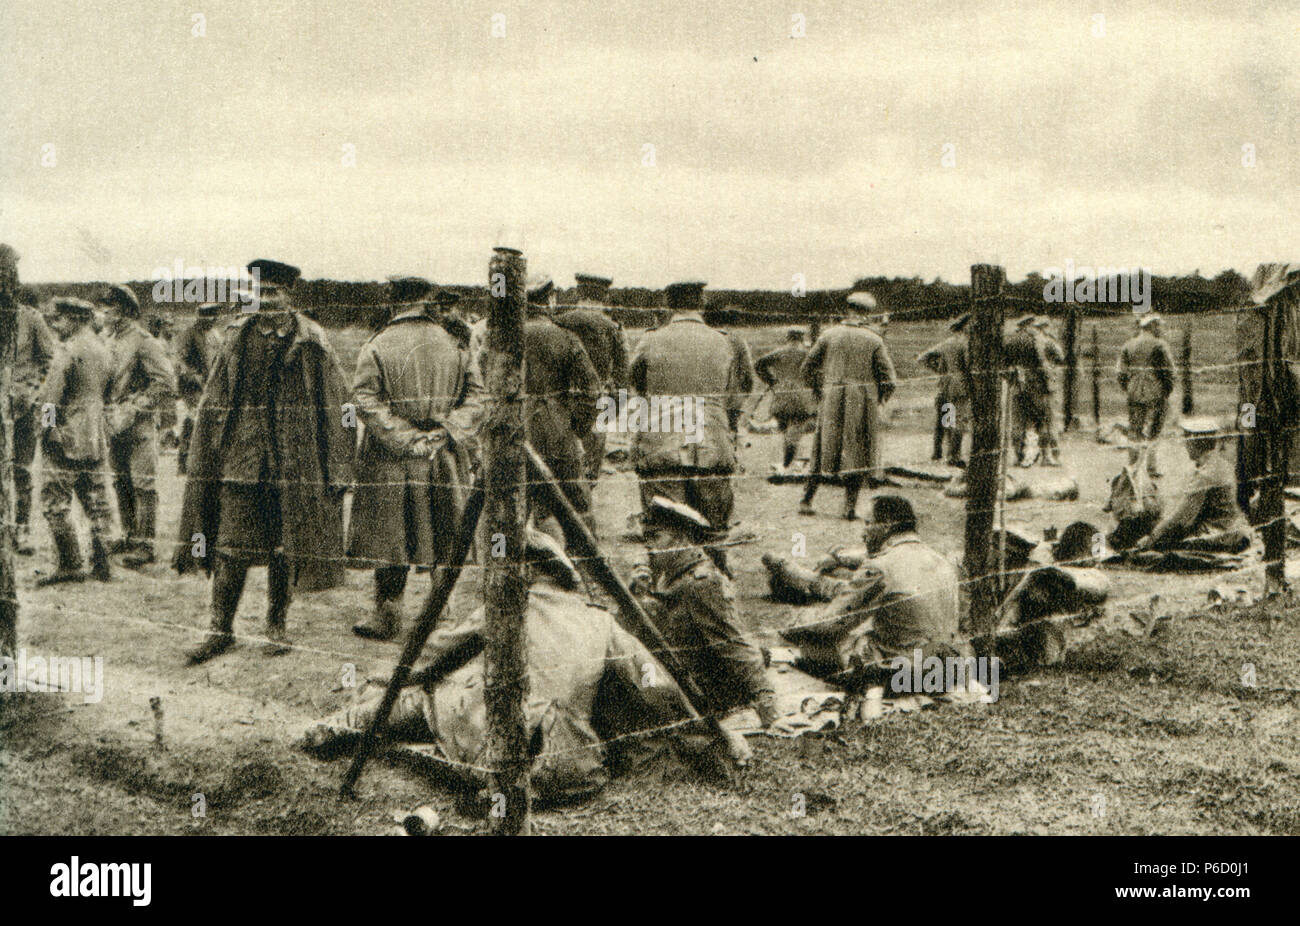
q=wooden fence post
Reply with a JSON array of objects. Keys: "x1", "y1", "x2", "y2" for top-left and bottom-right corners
[
  {"x1": 1090, "y1": 325, "x2": 1102, "y2": 429},
  {"x1": 964, "y1": 264, "x2": 1006, "y2": 636},
  {"x1": 1261, "y1": 297, "x2": 1288, "y2": 595},
  {"x1": 1062, "y1": 306, "x2": 1078, "y2": 431},
  {"x1": 1180, "y1": 326, "x2": 1194, "y2": 415},
  {"x1": 0, "y1": 245, "x2": 18, "y2": 662},
  {"x1": 483, "y1": 247, "x2": 531, "y2": 834}
]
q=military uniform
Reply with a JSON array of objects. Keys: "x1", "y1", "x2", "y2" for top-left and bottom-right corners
[
  {"x1": 35, "y1": 303, "x2": 114, "y2": 585},
  {"x1": 12, "y1": 303, "x2": 57, "y2": 552},
  {"x1": 755, "y1": 338, "x2": 816, "y2": 469},
  {"x1": 1004, "y1": 320, "x2": 1062, "y2": 466},
  {"x1": 104, "y1": 313, "x2": 177, "y2": 564},
  {"x1": 1143, "y1": 441, "x2": 1251, "y2": 553},
  {"x1": 348, "y1": 300, "x2": 485, "y2": 639},
  {"x1": 174, "y1": 310, "x2": 225, "y2": 473},
  {"x1": 555, "y1": 302, "x2": 629, "y2": 485},
  {"x1": 175, "y1": 260, "x2": 354, "y2": 663},
  {"x1": 780, "y1": 531, "x2": 964, "y2": 687},
  {"x1": 1117, "y1": 323, "x2": 1174, "y2": 476},
  {"x1": 629, "y1": 294, "x2": 753, "y2": 545},
  {"x1": 916, "y1": 321, "x2": 971, "y2": 466},
  {"x1": 799, "y1": 314, "x2": 897, "y2": 517},
  {"x1": 524, "y1": 302, "x2": 601, "y2": 539}
]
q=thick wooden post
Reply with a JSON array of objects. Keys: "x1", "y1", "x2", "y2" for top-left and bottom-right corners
[
  {"x1": 0, "y1": 246, "x2": 18, "y2": 662},
  {"x1": 1090, "y1": 325, "x2": 1102, "y2": 427},
  {"x1": 1062, "y1": 306, "x2": 1078, "y2": 431},
  {"x1": 1262, "y1": 298, "x2": 1288, "y2": 594},
  {"x1": 963, "y1": 264, "x2": 1005, "y2": 635},
  {"x1": 1180, "y1": 325, "x2": 1193, "y2": 415},
  {"x1": 482, "y1": 247, "x2": 531, "y2": 834}
]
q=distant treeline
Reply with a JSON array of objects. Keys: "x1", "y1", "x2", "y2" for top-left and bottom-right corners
[{"x1": 26, "y1": 269, "x2": 1254, "y2": 330}]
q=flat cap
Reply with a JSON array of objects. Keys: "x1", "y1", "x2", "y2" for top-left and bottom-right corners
[
  {"x1": 524, "y1": 527, "x2": 580, "y2": 587},
  {"x1": 644, "y1": 495, "x2": 711, "y2": 536},
  {"x1": 786, "y1": 327, "x2": 806, "y2": 341},
  {"x1": 665, "y1": 280, "x2": 707, "y2": 309},
  {"x1": 247, "y1": 259, "x2": 301, "y2": 288},
  {"x1": 54, "y1": 297, "x2": 96, "y2": 319},
  {"x1": 387, "y1": 275, "x2": 434, "y2": 302},
  {"x1": 100, "y1": 283, "x2": 141, "y2": 315},
  {"x1": 846, "y1": 291, "x2": 877, "y2": 311},
  {"x1": 871, "y1": 494, "x2": 917, "y2": 528},
  {"x1": 196, "y1": 302, "x2": 222, "y2": 318}
]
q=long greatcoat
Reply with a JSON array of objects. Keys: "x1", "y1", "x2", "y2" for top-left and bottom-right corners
[
  {"x1": 172, "y1": 313, "x2": 353, "y2": 589},
  {"x1": 347, "y1": 310, "x2": 485, "y2": 568},
  {"x1": 801, "y1": 322, "x2": 897, "y2": 477}
]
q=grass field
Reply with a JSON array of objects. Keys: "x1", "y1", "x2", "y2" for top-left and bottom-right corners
[{"x1": 4, "y1": 311, "x2": 1298, "y2": 836}]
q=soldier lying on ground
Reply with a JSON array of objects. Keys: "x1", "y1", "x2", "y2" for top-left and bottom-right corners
[{"x1": 299, "y1": 530, "x2": 751, "y2": 804}]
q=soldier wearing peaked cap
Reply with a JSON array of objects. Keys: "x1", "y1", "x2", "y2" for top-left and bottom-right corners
[
  {"x1": 798, "y1": 290, "x2": 898, "y2": 519},
  {"x1": 631, "y1": 497, "x2": 777, "y2": 727},
  {"x1": 523, "y1": 273, "x2": 602, "y2": 543},
  {"x1": 99, "y1": 284, "x2": 178, "y2": 569},
  {"x1": 916, "y1": 312, "x2": 973, "y2": 468},
  {"x1": 628, "y1": 281, "x2": 754, "y2": 568},
  {"x1": 755, "y1": 327, "x2": 816, "y2": 472},
  {"x1": 1004, "y1": 313, "x2": 1063, "y2": 467},
  {"x1": 347, "y1": 274, "x2": 485, "y2": 641},
  {"x1": 1117, "y1": 312, "x2": 1174, "y2": 478},
  {"x1": 555, "y1": 272, "x2": 630, "y2": 489},
  {"x1": 34, "y1": 298, "x2": 115, "y2": 586},
  {"x1": 175, "y1": 259, "x2": 354, "y2": 664}
]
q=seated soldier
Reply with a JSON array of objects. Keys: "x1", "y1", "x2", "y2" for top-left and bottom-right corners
[
  {"x1": 631, "y1": 496, "x2": 778, "y2": 727},
  {"x1": 1130, "y1": 417, "x2": 1252, "y2": 555},
  {"x1": 299, "y1": 529, "x2": 750, "y2": 802},
  {"x1": 771, "y1": 495, "x2": 966, "y2": 688}
]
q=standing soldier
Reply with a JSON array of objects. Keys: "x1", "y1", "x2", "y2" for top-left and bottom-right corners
[
  {"x1": 629, "y1": 281, "x2": 754, "y2": 569},
  {"x1": 799, "y1": 291, "x2": 897, "y2": 520},
  {"x1": 631, "y1": 497, "x2": 777, "y2": 727},
  {"x1": 1005, "y1": 315, "x2": 1062, "y2": 467},
  {"x1": 1117, "y1": 313, "x2": 1174, "y2": 477},
  {"x1": 348, "y1": 277, "x2": 485, "y2": 641},
  {"x1": 555, "y1": 273, "x2": 629, "y2": 489},
  {"x1": 99, "y1": 284, "x2": 177, "y2": 568},
  {"x1": 754, "y1": 328, "x2": 817, "y2": 472},
  {"x1": 11, "y1": 288, "x2": 58, "y2": 556},
  {"x1": 33, "y1": 298, "x2": 114, "y2": 586},
  {"x1": 175, "y1": 260, "x2": 353, "y2": 664},
  {"x1": 175, "y1": 303, "x2": 226, "y2": 474},
  {"x1": 916, "y1": 313, "x2": 972, "y2": 468},
  {"x1": 523, "y1": 274, "x2": 601, "y2": 541}
]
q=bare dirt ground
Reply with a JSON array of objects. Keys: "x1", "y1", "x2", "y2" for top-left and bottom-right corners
[{"x1": 4, "y1": 315, "x2": 1299, "y2": 835}]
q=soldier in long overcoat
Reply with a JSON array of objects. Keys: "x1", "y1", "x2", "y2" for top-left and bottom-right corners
[
  {"x1": 174, "y1": 260, "x2": 353, "y2": 664},
  {"x1": 347, "y1": 278, "x2": 485, "y2": 640},
  {"x1": 799, "y1": 292, "x2": 897, "y2": 520}
]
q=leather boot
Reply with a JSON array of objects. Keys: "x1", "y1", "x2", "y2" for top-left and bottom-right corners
[
  {"x1": 36, "y1": 523, "x2": 86, "y2": 587},
  {"x1": 186, "y1": 558, "x2": 245, "y2": 665},
  {"x1": 122, "y1": 492, "x2": 157, "y2": 569},
  {"x1": 263, "y1": 554, "x2": 292, "y2": 657},
  {"x1": 354, "y1": 567, "x2": 405, "y2": 641},
  {"x1": 89, "y1": 535, "x2": 112, "y2": 582},
  {"x1": 15, "y1": 524, "x2": 35, "y2": 557}
]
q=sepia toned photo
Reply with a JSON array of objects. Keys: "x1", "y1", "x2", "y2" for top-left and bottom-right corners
[{"x1": 0, "y1": 0, "x2": 1293, "y2": 882}]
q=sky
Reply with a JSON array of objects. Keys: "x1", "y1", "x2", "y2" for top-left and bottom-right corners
[{"x1": 1, "y1": 0, "x2": 1297, "y2": 288}]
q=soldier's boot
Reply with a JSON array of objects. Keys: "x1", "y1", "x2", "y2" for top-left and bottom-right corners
[
  {"x1": 932, "y1": 415, "x2": 945, "y2": 461},
  {"x1": 353, "y1": 567, "x2": 406, "y2": 641},
  {"x1": 948, "y1": 432, "x2": 966, "y2": 468},
  {"x1": 122, "y1": 492, "x2": 158, "y2": 569},
  {"x1": 36, "y1": 523, "x2": 86, "y2": 587},
  {"x1": 842, "y1": 481, "x2": 862, "y2": 521},
  {"x1": 89, "y1": 535, "x2": 112, "y2": 583},
  {"x1": 263, "y1": 554, "x2": 293, "y2": 657},
  {"x1": 15, "y1": 524, "x2": 35, "y2": 557},
  {"x1": 754, "y1": 691, "x2": 780, "y2": 729},
  {"x1": 798, "y1": 477, "x2": 819, "y2": 516},
  {"x1": 1042, "y1": 442, "x2": 1062, "y2": 467},
  {"x1": 186, "y1": 558, "x2": 245, "y2": 665}
]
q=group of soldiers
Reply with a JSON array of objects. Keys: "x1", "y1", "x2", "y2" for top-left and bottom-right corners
[{"x1": 7, "y1": 238, "x2": 1251, "y2": 792}]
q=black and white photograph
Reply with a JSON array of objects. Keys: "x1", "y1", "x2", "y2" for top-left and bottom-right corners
[{"x1": 0, "y1": 0, "x2": 1293, "y2": 888}]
